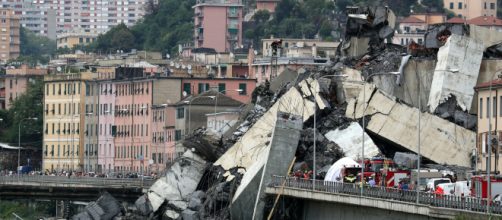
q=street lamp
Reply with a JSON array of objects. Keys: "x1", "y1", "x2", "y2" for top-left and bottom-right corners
[
  {"x1": 214, "y1": 89, "x2": 243, "y2": 136},
  {"x1": 186, "y1": 96, "x2": 215, "y2": 137},
  {"x1": 18, "y1": 117, "x2": 37, "y2": 179}
]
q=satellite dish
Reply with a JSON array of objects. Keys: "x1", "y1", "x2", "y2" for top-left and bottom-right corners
[
  {"x1": 170, "y1": 61, "x2": 174, "y2": 66},
  {"x1": 175, "y1": 63, "x2": 180, "y2": 69},
  {"x1": 206, "y1": 65, "x2": 210, "y2": 69},
  {"x1": 230, "y1": 52, "x2": 234, "y2": 58},
  {"x1": 182, "y1": 91, "x2": 187, "y2": 97},
  {"x1": 56, "y1": 66, "x2": 62, "y2": 72},
  {"x1": 253, "y1": 50, "x2": 258, "y2": 55},
  {"x1": 188, "y1": 69, "x2": 192, "y2": 74},
  {"x1": 182, "y1": 65, "x2": 186, "y2": 69},
  {"x1": 187, "y1": 64, "x2": 192, "y2": 70},
  {"x1": 166, "y1": 54, "x2": 170, "y2": 59}
]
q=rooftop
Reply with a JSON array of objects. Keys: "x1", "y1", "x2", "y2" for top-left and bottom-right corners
[
  {"x1": 475, "y1": 79, "x2": 502, "y2": 90},
  {"x1": 176, "y1": 90, "x2": 244, "y2": 106},
  {"x1": 446, "y1": 17, "x2": 466, "y2": 24},
  {"x1": 468, "y1": 16, "x2": 502, "y2": 27},
  {"x1": 400, "y1": 16, "x2": 425, "y2": 24}
]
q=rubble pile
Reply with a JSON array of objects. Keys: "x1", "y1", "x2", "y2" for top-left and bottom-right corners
[
  {"x1": 72, "y1": 192, "x2": 123, "y2": 220},
  {"x1": 79, "y1": 4, "x2": 502, "y2": 220}
]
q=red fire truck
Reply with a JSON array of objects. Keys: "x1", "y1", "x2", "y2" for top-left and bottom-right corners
[
  {"x1": 362, "y1": 157, "x2": 410, "y2": 187},
  {"x1": 471, "y1": 175, "x2": 502, "y2": 199}
]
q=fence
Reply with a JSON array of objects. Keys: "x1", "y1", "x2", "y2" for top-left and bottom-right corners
[
  {"x1": 270, "y1": 175, "x2": 502, "y2": 214},
  {"x1": 0, "y1": 175, "x2": 154, "y2": 188}
]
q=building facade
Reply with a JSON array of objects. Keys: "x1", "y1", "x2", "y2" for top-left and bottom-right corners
[
  {"x1": 3, "y1": 65, "x2": 47, "y2": 109},
  {"x1": 43, "y1": 72, "x2": 93, "y2": 172},
  {"x1": 1, "y1": 0, "x2": 147, "y2": 39},
  {"x1": 0, "y1": 9, "x2": 19, "y2": 62},
  {"x1": 475, "y1": 79, "x2": 502, "y2": 173},
  {"x1": 256, "y1": 0, "x2": 279, "y2": 13},
  {"x1": 193, "y1": 0, "x2": 243, "y2": 52},
  {"x1": 181, "y1": 77, "x2": 256, "y2": 104},
  {"x1": 444, "y1": 0, "x2": 496, "y2": 20},
  {"x1": 56, "y1": 31, "x2": 98, "y2": 49}
]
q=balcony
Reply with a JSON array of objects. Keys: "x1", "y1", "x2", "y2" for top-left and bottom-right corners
[
  {"x1": 196, "y1": 12, "x2": 203, "y2": 17},
  {"x1": 227, "y1": 34, "x2": 238, "y2": 41},
  {"x1": 228, "y1": 12, "x2": 239, "y2": 18}
]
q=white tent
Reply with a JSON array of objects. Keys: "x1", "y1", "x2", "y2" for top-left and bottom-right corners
[{"x1": 324, "y1": 157, "x2": 360, "y2": 182}]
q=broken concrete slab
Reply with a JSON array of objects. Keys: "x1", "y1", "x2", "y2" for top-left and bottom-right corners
[
  {"x1": 215, "y1": 79, "x2": 317, "y2": 172},
  {"x1": 347, "y1": 86, "x2": 475, "y2": 166},
  {"x1": 324, "y1": 122, "x2": 380, "y2": 160},
  {"x1": 72, "y1": 192, "x2": 121, "y2": 220},
  {"x1": 164, "y1": 209, "x2": 180, "y2": 220},
  {"x1": 168, "y1": 200, "x2": 188, "y2": 211},
  {"x1": 143, "y1": 150, "x2": 206, "y2": 213},
  {"x1": 135, "y1": 195, "x2": 153, "y2": 216},
  {"x1": 252, "y1": 112, "x2": 303, "y2": 220},
  {"x1": 428, "y1": 34, "x2": 484, "y2": 113},
  {"x1": 182, "y1": 209, "x2": 200, "y2": 220}
]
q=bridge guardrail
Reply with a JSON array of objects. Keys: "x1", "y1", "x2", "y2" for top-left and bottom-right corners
[
  {"x1": 0, "y1": 175, "x2": 155, "y2": 188},
  {"x1": 270, "y1": 175, "x2": 502, "y2": 215}
]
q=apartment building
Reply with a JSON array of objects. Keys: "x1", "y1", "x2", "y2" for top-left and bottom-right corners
[
  {"x1": 1, "y1": 65, "x2": 47, "y2": 110},
  {"x1": 1, "y1": 0, "x2": 147, "y2": 39},
  {"x1": 95, "y1": 67, "x2": 116, "y2": 173},
  {"x1": 193, "y1": 0, "x2": 243, "y2": 52},
  {"x1": 256, "y1": 0, "x2": 279, "y2": 13},
  {"x1": 56, "y1": 31, "x2": 98, "y2": 49},
  {"x1": 444, "y1": 0, "x2": 496, "y2": 20},
  {"x1": 43, "y1": 72, "x2": 95, "y2": 172},
  {"x1": 475, "y1": 79, "x2": 502, "y2": 173},
  {"x1": 0, "y1": 9, "x2": 19, "y2": 62}
]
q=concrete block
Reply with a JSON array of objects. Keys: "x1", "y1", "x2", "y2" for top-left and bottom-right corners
[
  {"x1": 324, "y1": 122, "x2": 380, "y2": 160},
  {"x1": 428, "y1": 34, "x2": 484, "y2": 113},
  {"x1": 347, "y1": 87, "x2": 475, "y2": 166},
  {"x1": 181, "y1": 209, "x2": 200, "y2": 220}
]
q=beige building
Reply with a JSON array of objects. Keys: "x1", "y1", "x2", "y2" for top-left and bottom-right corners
[
  {"x1": 56, "y1": 32, "x2": 98, "y2": 49},
  {"x1": 262, "y1": 38, "x2": 339, "y2": 58},
  {"x1": 444, "y1": 0, "x2": 497, "y2": 20},
  {"x1": 43, "y1": 72, "x2": 97, "y2": 172},
  {"x1": 475, "y1": 79, "x2": 502, "y2": 173},
  {"x1": 0, "y1": 9, "x2": 19, "y2": 63}
]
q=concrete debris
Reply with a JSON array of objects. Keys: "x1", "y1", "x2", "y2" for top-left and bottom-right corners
[
  {"x1": 134, "y1": 195, "x2": 153, "y2": 216},
  {"x1": 346, "y1": 85, "x2": 475, "y2": 167},
  {"x1": 324, "y1": 122, "x2": 380, "y2": 160},
  {"x1": 428, "y1": 34, "x2": 484, "y2": 113},
  {"x1": 167, "y1": 200, "x2": 188, "y2": 212},
  {"x1": 72, "y1": 192, "x2": 122, "y2": 220},
  {"x1": 393, "y1": 152, "x2": 419, "y2": 169},
  {"x1": 341, "y1": 6, "x2": 396, "y2": 57},
  {"x1": 164, "y1": 210, "x2": 180, "y2": 220},
  {"x1": 181, "y1": 209, "x2": 200, "y2": 220}
]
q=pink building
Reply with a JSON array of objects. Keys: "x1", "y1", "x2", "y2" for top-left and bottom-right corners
[
  {"x1": 114, "y1": 78, "x2": 153, "y2": 174},
  {"x1": 193, "y1": 0, "x2": 243, "y2": 52},
  {"x1": 3, "y1": 65, "x2": 47, "y2": 109},
  {"x1": 256, "y1": 0, "x2": 279, "y2": 13},
  {"x1": 97, "y1": 80, "x2": 116, "y2": 173},
  {"x1": 151, "y1": 105, "x2": 176, "y2": 174},
  {"x1": 181, "y1": 78, "x2": 256, "y2": 104}
]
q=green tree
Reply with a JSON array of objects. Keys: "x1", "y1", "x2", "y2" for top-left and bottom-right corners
[
  {"x1": 0, "y1": 78, "x2": 43, "y2": 145},
  {"x1": 18, "y1": 27, "x2": 56, "y2": 65}
]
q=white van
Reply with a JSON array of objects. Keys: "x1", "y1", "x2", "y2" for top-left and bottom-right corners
[
  {"x1": 437, "y1": 183, "x2": 455, "y2": 195},
  {"x1": 454, "y1": 181, "x2": 471, "y2": 197},
  {"x1": 426, "y1": 178, "x2": 451, "y2": 192}
]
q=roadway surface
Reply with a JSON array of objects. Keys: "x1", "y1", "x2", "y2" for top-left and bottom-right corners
[{"x1": 0, "y1": 175, "x2": 154, "y2": 202}]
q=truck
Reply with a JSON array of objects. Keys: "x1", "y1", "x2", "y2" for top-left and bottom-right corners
[
  {"x1": 17, "y1": 165, "x2": 32, "y2": 174},
  {"x1": 362, "y1": 157, "x2": 410, "y2": 187},
  {"x1": 471, "y1": 175, "x2": 502, "y2": 200}
]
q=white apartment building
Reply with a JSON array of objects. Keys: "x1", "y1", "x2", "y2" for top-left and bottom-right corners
[{"x1": 0, "y1": 0, "x2": 147, "y2": 39}]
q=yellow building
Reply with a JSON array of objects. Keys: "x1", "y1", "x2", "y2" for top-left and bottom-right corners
[
  {"x1": 43, "y1": 72, "x2": 97, "y2": 172},
  {"x1": 475, "y1": 78, "x2": 502, "y2": 173},
  {"x1": 0, "y1": 9, "x2": 19, "y2": 62},
  {"x1": 56, "y1": 32, "x2": 98, "y2": 49},
  {"x1": 444, "y1": 0, "x2": 496, "y2": 20}
]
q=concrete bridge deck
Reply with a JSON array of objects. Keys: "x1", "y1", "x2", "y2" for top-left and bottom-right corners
[
  {"x1": 266, "y1": 176, "x2": 500, "y2": 220},
  {"x1": 0, "y1": 175, "x2": 153, "y2": 201}
]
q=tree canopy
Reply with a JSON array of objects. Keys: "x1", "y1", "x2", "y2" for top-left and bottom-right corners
[{"x1": 17, "y1": 27, "x2": 56, "y2": 65}]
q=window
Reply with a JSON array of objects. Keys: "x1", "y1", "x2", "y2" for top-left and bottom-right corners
[
  {"x1": 449, "y1": 2, "x2": 453, "y2": 9},
  {"x1": 480, "y1": 98, "x2": 483, "y2": 118},
  {"x1": 239, "y1": 83, "x2": 247, "y2": 95},
  {"x1": 499, "y1": 96, "x2": 502, "y2": 116},
  {"x1": 487, "y1": 97, "x2": 491, "y2": 118},
  {"x1": 485, "y1": 2, "x2": 487, "y2": 9},
  {"x1": 183, "y1": 83, "x2": 191, "y2": 95},
  {"x1": 494, "y1": 97, "x2": 497, "y2": 118},
  {"x1": 458, "y1": 2, "x2": 462, "y2": 9},
  {"x1": 176, "y1": 107, "x2": 184, "y2": 119},
  {"x1": 198, "y1": 83, "x2": 209, "y2": 93},
  {"x1": 175, "y1": 130, "x2": 182, "y2": 141},
  {"x1": 218, "y1": 83, "x2": 226, "y2": 93},
  {"x1": 491, "y1": 3, "x2": 495, "y2": 10}
]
